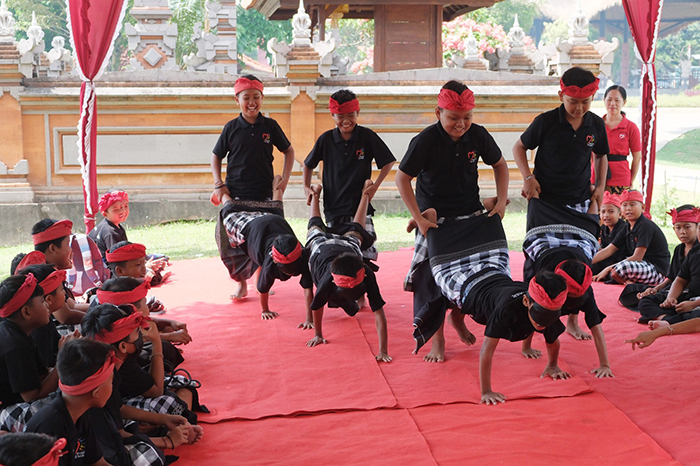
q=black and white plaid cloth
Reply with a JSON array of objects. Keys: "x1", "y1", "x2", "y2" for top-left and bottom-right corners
[
  {"x1": 329, "y1": 215, "x2": 378, "y2": 261},
  {"x1": 124, "y1": 442, "x2": 165, "y2": 466},
  {"x1": 307, "y1": 227, "x2": 362, "y2": 259},
  {"x1": 0, "y1": 395, "x2": 54, "y2": 432},
  {"x1": 123, "y1": 392, "x2": 186, "y2": 417},
  {"x1": 523, "y1": 224, "x2": 600, "y2": 264},
  {"x1": 404, "y1": 211, "x2": 484, "y2": 292},
  {"x1": 614, "y1": 260, "x2": 665, "y2": 286},
  {"x1": 224, "y1": 211, "x2": 271, "y2": 247}
]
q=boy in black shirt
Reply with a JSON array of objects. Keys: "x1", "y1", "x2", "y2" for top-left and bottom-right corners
[
  {"x1": 303, "y1": 89, "x2": 396, "y2": 263},
  {"x1": 305, "y1": 181, "x2": 391, "y2": 362},
  {"x1": 396, "y1": 80, "x2": 509, "y2": 363},
  {"x1": 593, "y1": 191, "x2": 628, "y2": 274},
  {"x1": 211, "y1": 75, "x2": 296, "y2": 301}
]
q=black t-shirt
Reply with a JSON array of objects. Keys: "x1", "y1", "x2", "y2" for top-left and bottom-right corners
[
  {"x1": 213, "y1": 113, "x2": 291, "y2": 201},
  {"x1": 307, "y1": 219, "x2": 385, "y2": 314},
  {"x1": 561, "y1": 289, "x2": 606, "y2": 329},
  {"x1": 601, "y1": 218, "x2": 627, "y2": 249},
  {"x1": 0, "y1": 319, "x2": 48, "y2": 406},
  {"x1": 88, "y1": 219, "x2": 128, "y2": 260},
  {"x1": 305, "y1": 125, "x2": 396, "y2": 221},
  {"x1": 463, "y1": 275, "x2": 565, "y2": 344},
  {"x1": 612, "y1": 215, "x2": 670, "y2": 275},
  {"x1": 678, "y1": 244, "x2": 700, "y2": 296},
  {"x1": 668, "y1": 241, "x2": 700, "y2": 282},
  {"x1": 25, "y1": 394, "x2": 103, "y2": 466},
  {"x1": 520, "y1": 105, "x2": 609, "y2": 205},
  {"x1": 31, "y1": 317, "x2": 60, "y2": 368},
  {"x1": 240, "y1": 214, "x2": 313, "y2": 294},
  {"x1": 399, "y1": 122, "x2": 503, "y2": 217},
  {"x1": 118, "y1": 357, "x2": 156, "y2": 399}
]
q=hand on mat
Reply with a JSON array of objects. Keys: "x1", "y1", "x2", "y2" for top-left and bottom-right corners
[
  {"x1": 375, "y1": 352, "x2": 392, "y2": 363},
  {"x1": 541, "y1": 365, "x2": 571, "y2": 380},
  {"x1": 480, "y1": 391, "x2": 506, "y2": 405},
  {"x1": 306, "y1": 336, "x2": 327, "y2": 347},
  {"x1": 591, "y1": 365, "x2": 614, "y2": 378},
  {"x1": 297, "y1": 320, "x2": 314, "y2": 330},
  {"x1": 261, "y1": 310, "x2": 279, "y2": 320},
  {"x1": 593, "y1": 266, "x2": 613, "y2": 282},
  {"x1": 674, "y1": 300, "x2": 696, "y2": 313},
  {"x1": 625, "y1": 331, "x2": 658, "y2": 350},
  {"x1": 660, "y1": 297, "x2": 677, "y2": 309},
  {"x1": 521, "y1": 347, "x2": 542, "y2": 359},
  {"x1": 637, "y1": 287, "x2": 657, "y2": 300}
]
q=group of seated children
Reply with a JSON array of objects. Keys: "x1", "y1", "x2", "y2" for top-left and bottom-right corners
[{"x1": 0, "y1": 199, "x2": 203, "y2": 464}]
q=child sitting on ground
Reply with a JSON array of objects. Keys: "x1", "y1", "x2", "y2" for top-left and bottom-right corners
[
  {"x1": 25, "y1": 339, "x2": 117, "y2": 466},
  {"x1": 592, "y1": 192, "x2": 628, "y2": 275},
  {"x1": 219, "y1": 177, "x2": 314, "y2": 324},
  {"x1": 593, "y1": 190, "x2": 670, "y2": 286},
  {"x1": 303, "y1": 89, "x2": 396, "y2": 266},
  {"x1": 90, "y1": 190, "x2": 170, "y2": 284},
  {"x1": 412, "y1": 208, "x2": 571, "y2": 404},
  {"x1": 0, "y1": 273, "x2": 70, "y2": 432},
  {"x1": 305, "y1": 181, "x2": 391, "y2": 362}
]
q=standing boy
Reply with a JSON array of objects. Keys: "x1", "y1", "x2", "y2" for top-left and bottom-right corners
[
  {"x1": 211, "y1": 75, "x2": 295, "y2": 300},
  {"x1": 303, "y1": 89, "x2": 396, "y2": 262},
  {"x1": 395, "y1": 80, "x2": 509, "y2": 363}
]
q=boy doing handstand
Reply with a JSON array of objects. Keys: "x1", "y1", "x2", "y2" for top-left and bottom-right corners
[{"x1": 305, "y1": 181, "x2": 391, "y2": 362}]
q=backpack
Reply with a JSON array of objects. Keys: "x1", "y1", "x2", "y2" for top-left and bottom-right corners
[{"x1": 66, "y1": 233, "x2": 111, "y2": 296}]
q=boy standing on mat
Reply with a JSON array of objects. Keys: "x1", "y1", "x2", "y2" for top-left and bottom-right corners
[
  {"x1": 396, "y1": 80, "x2": 509, "y2": 363},
  {"x1": 305, "y1": 180, "x2": 391, "y2": 363},
  {"x1": 303, "y1": 89, "x2": 396, "y2": 266},
  {"x1": 211, "y1": 75, "x2": 296, "y2": 300}
]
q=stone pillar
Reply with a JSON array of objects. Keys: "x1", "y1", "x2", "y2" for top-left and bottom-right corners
[
  {"x1": 45, "y1": 36, "x2": 72, "y2": 77},
  {"x1": 17, "y1": 12, "x2": 45, "y2": 78},
  {"x1": 125, "y1": 0, "x2": 178, "y2": 71},
  {"x1": 453, "y1": 30, "x2": 488, "y2": 71},
  {"x1": 184, "y1": 0, "x2": 237, "y2": 73},
  {"x1": 496, "y1": 15, "x2": 546, "y2": 74}
]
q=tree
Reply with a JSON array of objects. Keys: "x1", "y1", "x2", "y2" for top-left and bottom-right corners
[{"x1": 236, "y1": 4, "x2": 291, "y2": 62}]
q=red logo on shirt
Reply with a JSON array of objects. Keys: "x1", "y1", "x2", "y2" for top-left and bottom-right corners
[
  {"x1": 467, "y1": 150, "x2": 477, "y2": 163},
  {"x1": 586, "y1": 135, "x2": 595, "y2": 147},
  {"x1": 619, "y1": 133, "x2": 627, "y2": 140},
  {"x1": 262, "y1": 133, "x2": 271, "y2": 144},
  {"x1": 356, "y1": 148, "x2": 365, "y2": 160}
]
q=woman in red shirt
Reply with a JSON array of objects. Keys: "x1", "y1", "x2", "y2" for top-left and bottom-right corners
[{"x1": 602, "y1": 85, "x2": 642, "y2": 194}]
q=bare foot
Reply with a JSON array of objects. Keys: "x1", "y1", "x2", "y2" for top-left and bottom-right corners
[
  {"x1": 566, "y1": 314, "x2": 592, "y2": 340},
  {"x1": 447, "y1": 310, "x2": 476, "y2": 345},
  {"x1": 230, "y1": 280, "x2": 248, "y2": 301},
  {"x1": 648, "y1": 319, "x2": 670, "y2": 330},
  {"x1": 522, "y1": 347, "x2": 542, "y2": 359},
  {"x1": 187, "y1": 425, "x2": 204, "y2": 444},
  {"x1": 423, "y1": 339, "x2": 445, "y2": 363}
]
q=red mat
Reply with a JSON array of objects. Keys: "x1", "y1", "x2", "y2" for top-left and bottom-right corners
[
  {"x1": 174, "y1": 409, "x2": 437, "y2": 465},
  {"x1": 153, "y1": 259, "x2": 397, "y2": 422}
]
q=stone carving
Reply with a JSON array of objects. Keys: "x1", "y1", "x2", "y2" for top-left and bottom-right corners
[
  {"x1": 292, "y1": 0, "x2": 311, "y2": 47},
  {"x1": 125, "y1": 0, "x2": 178, "y2": 70},
  {"x1": 495, "y1": 15, "x2": 546, "y2": 74},
  {"x1": 0, "y1": 0, "x2": 16, "y2": 42},
  {"x1": 185, "y1": 0, "x2": 237, "y2": 74},
  {"x1": 45, "y1": 36, "x2": 72, "y2": 77},
  {"x1": 18, "y1": 12, "x2": 45, "y2": 78},
  {"x1": 453, "y1": 29, "x2": 488, "y2": 70}
]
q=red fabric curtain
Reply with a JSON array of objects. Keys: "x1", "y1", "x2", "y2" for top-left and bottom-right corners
[
  {"x1": 67, "y1": 0, "x2": 127, "y2": 232},
  {"x1": 621, "y1": 0, "x2": 664, "y2": 213}
]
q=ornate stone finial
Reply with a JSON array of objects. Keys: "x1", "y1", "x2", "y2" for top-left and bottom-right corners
[
  {"x1": 508, "y1": 14, "x2": 526, "y2": 50},
  {"x1": 0, "y1": 0, "x2": 16, "y2": 43},
  {"x1": 465, "y1": 29, "x2": 479, "y2": 59},
  {"x1": 568, "y1": 0, "x2": 589, "y2": 44},
  {"x1": 292, "y1": 0, "x2": 312, "y2": 47}
]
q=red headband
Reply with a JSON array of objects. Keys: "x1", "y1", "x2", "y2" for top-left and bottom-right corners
[
  {"x1": 94, "y1": 307, "x2": 150, "y2": 344},
  {"x1": 437, "y1": 88, "x2": 475, "y2": 111},
  {"x1": 601, "y1": 191, "x2": 621, "y2": 209},
  {"x1": 271, "y1": 242, "x2": 302, "y2": 265},
  {"x1": 58, "y1": 351, "x2": 117, "y2": 396},
  {"x1": 0, "y1": 273, "x2": 38, "y2": 318},
  {"x1": 234, "y1": 77, "x2": 264, "y2": 95},
  {"x1": 31, "y1": 438, "x2": 67, "y2": 466},
  {"x1": 554, "y1": 261, "x2": 592, "y2": 298},
  {"x1": 106, "y1": 243, "x2": 147, "y2": 263},
  {"x1": 32, "y1": 220, "x2": 73, "y2": 246},
  {"x1": 39, "y1": 270, "x2": 67, "y2": 295},
  {"x1": 16, "y1": 251, "x2": 47, "y2": 272},
  {"x1": 528, "y1": 277, "x2": 568, "y2": 310},
  {"x1": 668, "y1": 207, "x2": 700, "y2": 224},
  {"x1": 560, "y1": 77, "x2": 600, "y2": 99},
  {"x1": 96, "y1": 281, "x2": 149, "y2": 306},
  {"x1": 329, "y1": 97, "x2": 360, "y2": 114},
  {"x1": 98, "y1": 191, "x2": 128, "y2": 213},
  {"x1": 332, "y1": 267, "x2": 366, "y2": 289},
  {"x1": 620, "y1": 190, "x2": 644, "y2": 204}
]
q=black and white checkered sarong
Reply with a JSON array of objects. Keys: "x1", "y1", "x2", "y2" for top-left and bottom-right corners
[
  {"x1": 523, "y1": 224, "x2": 600, "y2": 264},
  {"x1": 614, "y1": 260, "x2": 665, "y2": 286},
  {"x1": 224, "y1": 211, "x2": 271, "y2": 247},
  {"x1": 328, "y1": 215, "x2": 377, "y2": 261},
  {"x1": 124, "y1": 442, "x2": 165, "y2": 466},
  {"x1": 123, "y1": 392, "x2": 186, "y2": 417},
  {"x1": 0, "y1": 395, "x2": 55, "y2": 432},
  {"x1": 307, "y1": 226, "x2": 363, "y2": 259}
]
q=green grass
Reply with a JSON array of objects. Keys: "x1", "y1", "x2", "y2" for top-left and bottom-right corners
[{"x1": 655, "y1": 129, "x2": 700, "y2": 166}]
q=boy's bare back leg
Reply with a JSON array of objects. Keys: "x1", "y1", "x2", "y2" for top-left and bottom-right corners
[
  {"x1": 566, "y1": 313, "x2": 592, "y2": 340},
  {"x1": 447, "y1": 309, "x2": 476, "y2": 345},
  {"x1": 424, "y1": 323, "x2": 446, "y2": 363},
  {"x1": 230, "y1": 279, "x2": 249, "y2": 301},
  {"x1": 352, "y1": 180, "x2": 373, "y2": 227}
]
